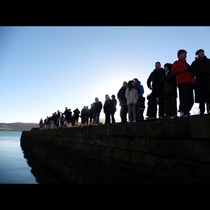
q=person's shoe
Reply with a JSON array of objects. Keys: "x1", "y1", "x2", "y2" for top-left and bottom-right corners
[
  {"x1": 179, "y1": 112, "x2": 185, "y2": 117},
  {"x1": 169, "y1": 115, "x2": 177, "y2": 119}
]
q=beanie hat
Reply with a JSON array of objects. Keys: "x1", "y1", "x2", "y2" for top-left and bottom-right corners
[
  {"x1": 177, "y1": 49, "x2": 187, "y2": 57},
  {"x1": 195, "y1": 49, "x2": 204, "y2": 55}
]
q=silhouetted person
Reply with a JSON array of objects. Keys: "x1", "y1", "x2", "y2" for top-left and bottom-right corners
[
  {"x1": 172, "y1": 49, "x2": 195, "y2": 117},
  {"x1": 110, "y1": 95, "x2": 117, "y2": 123},
  {"x1": 189, "y1": 49, "x2": 210, "y2": 115},
  {"x1": 162, "y1": 63, "x2": 177, "y2": 118},
  {"x1": 81, "y1": 106, "x2": 89, "y2": 125},
  {"x1": 147, "y1": 61, "x2": 165, "y2": 119},
  {"x1": 117, "y1": 81, "x2": 128, "y2": 123},
  {"x1": 125, "y1": 80, "x2": 138, "y2": 123},
  {"x1": 104, "y1": 94, "x2": 111, "y2": 124},
  {"x1": 133, "y1": 78, "x2": 145, "y2": 120},
  {"x1": 39, "y1": 118, "x2": 44, "y2": 129},
  {"x1": 133, "y1": 78, "x2": 144, "y2": 120},
  {"x1": 92, "y1": 97, "x2": 102, "y2": 124}
]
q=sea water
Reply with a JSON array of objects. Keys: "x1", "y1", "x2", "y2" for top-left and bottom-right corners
[{"x1": 0, "y1": 131, "x2": 37, "y2": 184}]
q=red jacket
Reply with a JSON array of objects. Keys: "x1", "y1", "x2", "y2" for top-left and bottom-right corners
[{"x1": 172, "y1": 59, "x2": 195, "y2": 85}]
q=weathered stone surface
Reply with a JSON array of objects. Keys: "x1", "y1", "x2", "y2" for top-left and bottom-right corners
[
  {"x1": 145, "y1": 121, "x2": 166, "y2": 139},
  {"x1": 143, "y1": 154, "x2": 168, "y2": 170},
  {"x1": 163, "y1": 118, "x2": 190, "y2": 139},
  {"x1": 167, "y1": 159, "x2": 194, "y2": 176},
  {"x1": 129, "y1": 138, "x2": 149, "y2": 153},
  {"x1": 190, "y1": 115, "x2": 210, "y2": 139},
  {"x1": 195, "y1": 162, "x2": 210, "y2": 183},
  {"x1": 114, "y1": 137, "x2": 130, "y2": 149},
  {"x1": 112, "y1": 123, "x2": 127, "y2": 136},
  {"x1": 20, "y1": 115, "x2": 210, "y2": 183},
  {"x1": 130, "y1": 151, "x2": 144, "y2": 164},
  {"x1": 149, "y1": 140, "x2": 168, "y2": 156},
  {"x1": 127, "y1": 122, "x2": 145, "y2": 137},
  {"x1": 168, "y1": 139, "x2": 194, "y2": 160},
  {"x1": 113, "y1": 149, "x2": 130, "y2": 162}
]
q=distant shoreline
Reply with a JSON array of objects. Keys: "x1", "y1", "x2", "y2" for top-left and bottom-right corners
[{"x1": 0, "y1": 123, "x2": 39, "y2": 132}]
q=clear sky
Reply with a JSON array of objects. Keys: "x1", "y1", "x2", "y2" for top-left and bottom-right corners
[{"x1": 0, "y1": 26, "x2": 209, "y2": 123}]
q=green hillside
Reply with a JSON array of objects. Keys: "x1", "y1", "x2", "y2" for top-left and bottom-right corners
[{"x1": 0, "y1": 122, "x2": 39, "y2": 131}]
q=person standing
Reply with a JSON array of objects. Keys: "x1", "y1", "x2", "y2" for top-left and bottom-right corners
[
  {"x1": 117, "y1": 81, "x2": 128, "y2": 122},
  {"x1": 133, "y1": 78, "x2": 144, "y2": 120},
  {"x1": 172, "y1": 49, "x2": 195, "y2": 117},
  {"x1": 125, "y1": 80, "x2": 138, "y2": 123},
  {"x1": 92, "y1": 97, "x2": 103, "y2": 124},
  {"x1": 162, "y1": 63, "x2": 177, "y2": 118},
  {"x1": 146, "y1": 61, "x2": 165, "y2": 119},
  {"x1": 103, "y1": 94, "x2": 111, "y2": 124},
  {"x1": 189, "y1": 49, "x2": 210, "y2": 115},
  {"x1": 110, "y1": 95, "x2": 117, "y2": 123}
]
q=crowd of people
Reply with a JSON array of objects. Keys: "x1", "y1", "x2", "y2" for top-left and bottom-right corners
[{"x1": 39, "y1": 48, "x2": 210, "y2": 129}]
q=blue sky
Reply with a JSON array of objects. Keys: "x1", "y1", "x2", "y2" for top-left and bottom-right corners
[{"x1": 0, "y1": 26, "x2": 209, "y2": 123}]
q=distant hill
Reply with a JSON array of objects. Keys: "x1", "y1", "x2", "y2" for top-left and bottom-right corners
[{"x1": 0, "y1": 122, "x2": 39, "y2": 131}]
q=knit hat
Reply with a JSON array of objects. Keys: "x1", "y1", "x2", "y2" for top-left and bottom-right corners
[
  {"x1": 195, "y1": 49, "x2": 204, "y2": 55},
  {"x1": 177, "y1": 49, "x2": 187, "y2": 57}
]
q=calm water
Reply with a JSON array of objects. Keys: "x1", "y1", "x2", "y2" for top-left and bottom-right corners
[{"x1": 0, "y1": 131, "x2": 37, "y2": 184}]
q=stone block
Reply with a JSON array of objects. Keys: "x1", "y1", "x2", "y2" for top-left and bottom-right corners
[
  {"x1": 190, "y1": 115, "x2": 210, "y2": 139},
  {"x1": 130, "y1": 151, "x2": 144, "y2": 164},
  {"x1": 149, "y1": 140, "x2": 168, "y2": 156},
  {"x1": 113, "y1": 149, "x2": 130, "y2": 162},
  {"x1": 145, "y1": 121, "x2": 166, "y2": 139},
  {"x1": 168, "y1": 139, "x2": 194, "y2": 160},
  {"x1": 127, "y1": 121, "x2": 145, "y2": 137},
  {"x1": 193, "y1": 140, "x2": 210, "y2": 163},
  {"x1": 129, "y1": 138, "x2": 149, "y2": 153},
  {"x1": 143, "y1": 154, "x2": 168, "y2": 170},
  {"x1": 163, "y1": 118, "x2": 190, "y2": 139}
]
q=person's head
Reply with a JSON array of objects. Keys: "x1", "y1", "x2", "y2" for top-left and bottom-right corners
[
  {"x1": 164, "y1": 63, "x2": 172, "y2": 72},
  {"x1": 123, "y1": 81, "x2": 128, "y2": 88},
  {"x1": 111, "y1": 94, "x2": 115, "y2": 99},
  {"x1": 95, "y1": 97, "x2": 99, "y2": 102},
  {"x1": 133, "y1": 78, "x2": 139, "y2": 85},
  {"x1": 155, "y1": 61, "x2": 161, "y2": 69},
  {"x1": 195, "y1": 49, "x2": 205, "y2": 58},
  {"x1": 127, "y1": 80, "x2": 133, "y2": 90},
  {"x1": 105, "y1": 94, "x2": 110, "y2": 100},
  {"x1": 177, "y1": 49, "x2": 187, "y2": 59}
]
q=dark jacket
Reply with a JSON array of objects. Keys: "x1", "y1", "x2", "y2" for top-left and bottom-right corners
[
  {"x1": 110, "y1": 98, "x2": 117, "y2": 114},
  {"x1": 189, "y1": 56, "x2": 210, "y2": 86},
  {"x1": 92, "y1": 101, "x2": 102, "y2": 113},
  {"x1": 117, "y1": 86, "x2": 127, "y2": 106},
  {"x1": 162, "y1": 71, "x2": 177, "y2": 97},
  {"x1": 147, "y1": 68, "x2": 165, "y2": 93},
  {"x1": 189, "y1": 56, "x2": 210, "y2": 102},
  {"x1": 103, "y1": 99, "x2": 111, "y2": 114}
]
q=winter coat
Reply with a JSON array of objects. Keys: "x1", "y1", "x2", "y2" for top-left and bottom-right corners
[
  {"x1": 125, "y1": 88, "x2": 138, "y2": 105},
  {"x1": 110, "y1": 98, "x2": 117, "y2": 114},
  {"x1": 189, "y1": 56, "x2": 210, "y2": 103},
  {"x1": 117, "y1": 86, "x2": 127, "y2": 106},
  {"x1": 147, "y1": 68, "x2": 165, "y2": 94},
  {"x1": 161, "y1": 71, "x2": 177, "y2": 97},
  {"x1": 172, "y1": 59, "x2": 195, "y2": 85},
  {"x1": 103, "y1": 99, "x2": 111, "y2": 114}
]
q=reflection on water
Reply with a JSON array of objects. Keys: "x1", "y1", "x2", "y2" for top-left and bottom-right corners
[
  {"x1": 0, "y1": 131, "x2": 37, "y2": 184},
  {"x1": 21, "y1": 146, "x2": 64, "y2": 184},
  {"x1": 0, "y1": 131, "x2": 63, "y2": 184}
]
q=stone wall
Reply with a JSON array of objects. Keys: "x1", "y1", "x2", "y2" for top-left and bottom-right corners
[{"x1": 20, "y1": 115, "x2": 210, "y2": 183}]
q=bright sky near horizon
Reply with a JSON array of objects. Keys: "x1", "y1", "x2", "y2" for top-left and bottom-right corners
[{"x1": 0, "y1": 26, "x2": 209, "y2": 123}]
